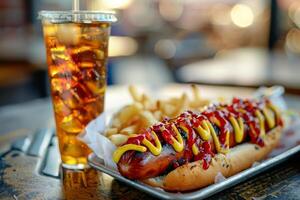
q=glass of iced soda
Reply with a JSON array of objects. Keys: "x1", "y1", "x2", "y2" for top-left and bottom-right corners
[{"x1": 38, "y1": 11, "x2": 116, "y2": 169}]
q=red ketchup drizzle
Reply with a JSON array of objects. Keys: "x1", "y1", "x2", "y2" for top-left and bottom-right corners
[
  {"x1": 126, "y1": 128, "x2": 152, "y2": 145},
  {"x1": 124, "y1": 98, "x2": 278, "y2": 170},
  {"x1": 202, "y1": 110, "x2": 231, "y2": 149},
  {"x1": 126, "y1": 135, "x2": 145, "y2": 145}
]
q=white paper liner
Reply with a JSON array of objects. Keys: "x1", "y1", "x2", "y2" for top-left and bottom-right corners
[
  {"x1": 79, "y1": 113, "x2": 118, "y2": 170},
  {"x1": 214, "y1": 172, "x2": 226, "y2": 184}
]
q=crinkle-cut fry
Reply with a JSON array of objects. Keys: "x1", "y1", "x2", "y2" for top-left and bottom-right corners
[
  {"x1": 105, "y1": 128, "x2": 118, "y2": 137},
  {"x1": 109, "y1": 134, "x2": 128, "y2": 146},
  {"x1": 120, "y1": 125, "x2": 139, "y2": 135},
  {"x1": 129, "y1": 85, "x2": 143, "y2": 102}
]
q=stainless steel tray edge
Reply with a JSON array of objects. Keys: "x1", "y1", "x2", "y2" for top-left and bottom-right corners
[{"x1": 88, "y1": 145, "x2": 300, "y2": 200}]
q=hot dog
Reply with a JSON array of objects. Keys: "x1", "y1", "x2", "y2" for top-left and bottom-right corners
[{"x1": 112, "y1": 98, "x2": 283, "y2": 191}]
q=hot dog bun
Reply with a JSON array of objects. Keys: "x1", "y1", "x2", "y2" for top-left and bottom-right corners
[{"x1": 143, "y1": 126, "x2": 281, "y2": 191}]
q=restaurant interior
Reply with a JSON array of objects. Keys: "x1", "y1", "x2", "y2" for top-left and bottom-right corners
[{"x1": 0, "y1": 0, "x2": 300, "y2": 105}]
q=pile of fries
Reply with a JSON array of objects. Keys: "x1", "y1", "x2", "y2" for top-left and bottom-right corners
[{"x1": 105, "y1": 85, "x2": 210, "y2": 146}]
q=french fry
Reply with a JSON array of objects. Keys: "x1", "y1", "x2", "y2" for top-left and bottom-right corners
[
  {"x1": 111, "y1": 118, "x2": 121, "y2": 128},
  {"x1": 120, "y1": 125, "x2": 139, "y2": 135},
  {"x1": 117, "y1": 103, "x2": 143, "y2": 126},
  {"x1": 105, "y1": 128, "x2": 118, "y2": 137},
  {"x1": 106, "y1": 84, "x2": 211, "y2": 144},
  {"x1": 139, "y1": 111, "x2": 158, "y2": 128},
  {"x1": 129, "y1": 85, "x2": 142, "y2": 102},
  {"x1": 162, "y1": 104, "x2": 177, "y2": 117},
  {"x1": 109, "y1": 134, "x2": 128, "y2": 146},
  {"x1": 153, "y1": 110, "x2": 162, "y2": 120},
  {"x1": 191, "y1": 84, "x2": 201, "y2": 101}
]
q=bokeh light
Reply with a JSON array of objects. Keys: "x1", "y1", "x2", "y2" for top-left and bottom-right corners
[
  {"x1": 109, "y1": 36, "x2": 138, "y2": 57},
  {"x1": 88, "y1": 0, "x2": 133, "y2": 10},
  {"x1": 154, "y1": 39, "x2": 176, "y2": 59},
  {"x1": 230, "y1": 4, "x2": 254, "y2": 28},
  {"x1": 285, "y1": 28, "x2": 300, "y2": 53},
  {"x1": 159, "y1": 0, "x2": 183, "y2": 22},
  {"x1": 288, "y1": 2, "x2": 300, "y2": 28}
]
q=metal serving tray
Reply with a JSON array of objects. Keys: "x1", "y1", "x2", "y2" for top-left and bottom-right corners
[{"x1": 88, "y1": 144, "x2": 300, "y2": 200}]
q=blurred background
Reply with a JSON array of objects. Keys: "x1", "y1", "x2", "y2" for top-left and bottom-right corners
[{"x1": 0, "y1": 0, "x2": 299, "y2": 105}]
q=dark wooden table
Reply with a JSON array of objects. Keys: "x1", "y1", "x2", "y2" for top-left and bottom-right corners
[{"x1": 1, "y1": 85, "x2": 300, "y2": 200}]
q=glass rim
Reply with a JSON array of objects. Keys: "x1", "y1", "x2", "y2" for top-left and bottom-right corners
[{"x1": 38, "y1": 10, "x2": 117, "y2": 23}]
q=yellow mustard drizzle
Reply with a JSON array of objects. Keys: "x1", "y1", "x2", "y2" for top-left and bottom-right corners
[
  {"x1": 142, "y1": 131, "x2": 162, "y2": 156},
  {"x1": 229, "y1": 116, "x2": 244, "y2": 143},
  {"x1": 192, "y1": 143, "x2": 199, "y2": 155},
  {"x1": 255, "y1": 110, "x2": 266, "y2": 137},
  {"x1": 210, "y1": 117, "x2": 230, "y2": 153},
  {"x1": 262, "y1": 107, "x2": 275, "y2": 129},
  {"x1": 112, "y1": 101, "x2": 280, "y2": 163},
  {"x1": 170, "y1": 124, "x2": 184, "y2": 152},
  {"x1": 268, "y1": 103, "x2": 281, "y2": 125},
  {"x1": 207, "y1": 121, "x2": 229, "y2": 154},
  {"x1": 113, "y1": 144, "x2": 147, "y2": 163},
  {"x1": 195, "y1": 120, "x2": 212, "y2": 141}
]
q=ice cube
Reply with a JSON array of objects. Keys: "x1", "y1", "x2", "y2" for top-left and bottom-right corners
[
  {"x1": 71, "y1": 46, "x2": 92, "y2": 54},
  {"x1": 50, "y1": 62, "x2": 80, "y2": 78},
  {"x1": 57, "y1": 24, "x2": 81, "y2": 45},
  {"x1": 43, "y1": 24, "x2": 57, "y2": 37},
  {"x1": 53, "y1": 96, "x2": 72, "y2": 116},
  {"x1": 60, "y1": 90, "x2": 79, "y2": 109},
  {"x1": 70, "y1": 46, "x2": 96, "y2": 63},
  {"x1": 60, "y1": 115, "x2": 84, "y2": 134},
  {"x1": 71, "y1": 82, "x2": 93, "y2": 103},
  {"x1": 50, "y1": 46, "x2": 70, "y2": 63},
  {"x1": 45, "y1": 36, "x2": 59, "y2": 49},
  {"x1": 80, "y1": 68, "x2": 102, "y2": 81},
  {"x1": 49, "y1": 64, "x2": 71, "y2": 78},
  {"x1": 78, "y1": 61, "x2": 95, "y2": 68},
  {"x1": 86, "y1": 81, "x2": 106, "y2": 96},
  {"x1": 62, "y1": 142, "x2": 85, "y2": 157},
  {"x1": 51, "y1": 78, "x2": 71, "y2": 93},
  {"x1": 73, "y1": 108, "x2": 94, "y2": 125},
  {"x1": 80, "y1": 25, "x2": 109, "y2": 47},
  {"x1": 94, "y1": 50, "x2": 105, "y2": 60},
  {"x1": 80, "y1": 38, "x2": 102, "y2": 49},
  {"x1": 84, "y1": 98, "x2": 104, "y2": 116}
]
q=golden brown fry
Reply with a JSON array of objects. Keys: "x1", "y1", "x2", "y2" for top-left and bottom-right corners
[
  {"x1": 153, "y1": 110, "x2": 162, "y2": 121},
  {"x1": 191, "y1": 84, "x2": 201, "y2": 100},
  {"x1": 109, "y1": 134, "x2": 128, "y2": 146},
  {"x1": 117, "y1": 103, "x2": 143, "y2": 126},
  {"x1": 120, "y1": 125, "x2": 139, "y2": 135},
  {"x1": 129, "y1": 85, "x2": 142, "y2": 102},
  {"x1": 105, "y1": 128, "x2": 118, "y2": 137},
  {"x1": 139, "y1": 111, "x2": 158, "y2": 128}
]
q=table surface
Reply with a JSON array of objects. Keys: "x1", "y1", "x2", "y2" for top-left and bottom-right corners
[{"x1": 0, "y1": 84, "x2": 300, "y2": 200}]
